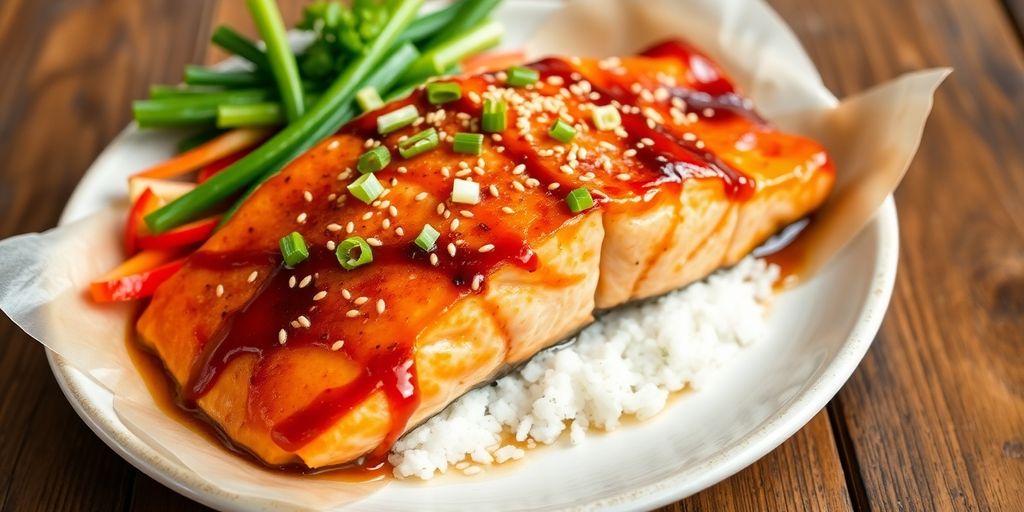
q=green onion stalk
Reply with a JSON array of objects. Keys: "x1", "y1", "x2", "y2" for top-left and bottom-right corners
[{"x1": 146, "y1": 0, "x2": 425, "y2": 234}]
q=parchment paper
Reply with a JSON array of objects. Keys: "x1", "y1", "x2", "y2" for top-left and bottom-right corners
[{"x1": 0, "y1": 0, "x2": 948, "y2": 509}]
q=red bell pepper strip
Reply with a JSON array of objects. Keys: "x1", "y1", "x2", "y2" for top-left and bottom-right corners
[
  {"x1": 124, "y1": 188, "x2": 161, "y2": 255},
  {"x1": 136, "y1": 216, "x2": 219, "y2": 251},
  {"x1": 89, "y1": 250, "x2": 186, "y2": 302}
]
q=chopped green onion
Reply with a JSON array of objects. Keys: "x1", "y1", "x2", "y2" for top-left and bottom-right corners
[
  {"x1": 356, "y1": 86, "x2": 384, "y2": 112},
  {"x1": 426, "y1": 82, "x2": 462, "y2": 104},
  {"x1": 279, "y1": 232, "x2": 309, "y2": 266},
  {"x1": 357, "y1": 146, "x2": 391, "y2": 174},
  {"x1": 451, "y1": 178, "x2": 480, "y2": 205},
  {"x1": 565, "y1": 187, "x2": 595, "y2": 213},
  {"x1": 548, "y1": 119, "x2": 577, "y2": 143},
  {"x1": 398, "y1": 128, "x2": 439, "y2": 159},
  {"x1": 481, "y1": 99, "x2": 507, "y2": 133},
  {"x1": 505, "y1": 66, "x2": 539, "y2": 87},
  {"x1": 336, "y1": 236, "x2": 373, "y2": 270},
  {"x1": 591, "y1": 105, "x2": 622, "y2": 131},
  {"x1": 452, "y1": 132, "x2": 484, "y2": 155},
  {"x1": 414, "y1": 224, "x2": 440, "y2": 251},
  {"x1": 347, "y1": 173, "x2": 385, "y2": 204},
  {"x1": 377, "y1": 104, "x2": 420, "y2": 134}
]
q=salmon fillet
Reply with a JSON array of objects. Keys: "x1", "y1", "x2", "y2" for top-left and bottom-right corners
[{"x1": 136, "y1": 40, "x2": 834, "y2": 469}]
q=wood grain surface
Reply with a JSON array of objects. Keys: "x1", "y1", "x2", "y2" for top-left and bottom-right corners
[{"x1": 0, "y1": 0, "x2": 1021, "y2": 510}]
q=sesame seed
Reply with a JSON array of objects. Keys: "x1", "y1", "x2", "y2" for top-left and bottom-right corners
[
  {"x1": 447, "y1": 243, "x2": 457, "y2": 257},
  {"x1": 415, "y1": 191, "x2": 428, "y2": 201},
  {"x1": 548, "y1": 182, "x2": 561, "y2": 191},
  {"x1": 313, "y1": 291, "x2": 328, "y2": 301},
  {"x1": 247, "y1": 271, "x2": 258, "y2": 283},
  {"x1": 512, "y1": 164, "x2": 526, "y2": 175},
  {"x1": 395, "y1": 227, "x2": 405, "y2": 236},
  {"x1": 429, "y1": 253, "x2": 439, "y2": 266},
  {"x1": 489, "y1": 185, "x2": 499, "y2": 197},
  {"x1": 525, "y1": 178, "x2": 540, "y2": 187},
  {"x1": 460, "y1": 210, "x2": 474, "y2": 218},
  {"x1": 501, "y1": 206, "x2": 515, "y2": 214},
  {"x1": 299, "y1": 275, "x2": 312, "y2": 288},
  {"x1": 354, "y1": 296, "x2": 369, "y2": 305},
  {"x1": 376, "y1": 299, "x2": 386, "y2": 314},
  {"x1": 451, "y1": 218, "x2": 461, "y2": 230},
  {"x1": 327, "y1": 223, "x2": 342, "y2": 232},
  {"x1": 560, "y1": 165, "x2": 574, "y2": 174},
  {"x1": 297, "y1": 315, "x2": 311, "y2": 328},
  {"x1": 327, "y1": 140, "x2": 340, "y2": 151},
  {"x1": 342, "y1": 289, "x2": 352, "y2": 300},
  {"x1": 382, "y1": 218, "x2": 391, "y2": 229},
  {"x1": 346, "y1": 221, "x2": 355, "y2": 233},
  {"x1": 479, "y1": 244, "x2": 495, "y2": 253},
  {"x1": 288, "y1": 276, "x2": 297, "y2": 288},
  {"x1": 471, "y1": 274, "x2": 484, "y2": 291},
  {"x1": 512, "y1": 181, "x2": 526, "y2": 192},
  {"x1": 436, "y1": 203, "x2": 446, "y2": 215},
  {"x1": 290, "y1": 320, "x2": 301, "y2": 329},
  {"x1": 346, "y1": 309, "x2": 361, "y2": 318},
  {"x1": 326, "y1": 240, "x2": 336, "y2": 250},
  {"x1": 367, "y1": 237, "x2": 383, "y2": 247},
  {"x1": 389, "y1": 205, "x2": 398, "y2": 217},
  {"x1": 296, "y1": 212, "x2": 308, "y2": 224},
  {"x1": 278, "y1": 329, "x2": 288, "y2": 345},
  {"x1": 215, "y1": 284, "x2": 224, "y2": 297},
  {"x1": 616, "y1": 173, "x2": 631, "y2": 181},
  {"x1": 331, "y1": 340, "x2": 345, "y2": 351},
  {"x1": 303, "y1": 191, "x2": 313, "y2": 202},
  {"x1": 361, "y1": 211, "x2": 373, "y2": 220},
  {"x1": 623, "y1": 148, "x2": 637, "y2": 158}
]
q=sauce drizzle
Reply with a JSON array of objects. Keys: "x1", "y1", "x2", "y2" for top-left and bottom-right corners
[{"x1": 169, "y1": 39, "x2": 767, "y2": 467}]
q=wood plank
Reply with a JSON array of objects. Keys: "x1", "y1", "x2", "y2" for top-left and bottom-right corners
[
  {"x1": 664, "y1": 412, "x2": 853, "y2": 511},
  {"x1": 130, "y1": 475, "x2": 214, "y2": 512},
  {"x1": 768, "y1": 0, "x2": 1024, "y2": 509},
  {"x1": 0, "y1": 0, "x2": 213, "y2": 510},
  {"x1": 1004, "y1": 0, "x2": 1024, "y2": 43}
]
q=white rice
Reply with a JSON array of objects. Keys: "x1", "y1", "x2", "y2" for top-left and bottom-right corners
[{"x1": 388, "y1": 257, "x2": 779, "y2": 479}]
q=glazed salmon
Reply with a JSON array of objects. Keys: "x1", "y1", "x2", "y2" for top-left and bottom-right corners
[{"x1": 136, "y1": 40, "x2": 834, "y2": 469}]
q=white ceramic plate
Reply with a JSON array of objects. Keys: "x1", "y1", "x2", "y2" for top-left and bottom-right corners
[{"x1": 46, "y1": 1, "x2": 898, "y2": 510}]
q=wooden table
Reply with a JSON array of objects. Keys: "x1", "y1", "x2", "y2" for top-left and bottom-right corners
[{"x1": 0, "y1": 0, "x2": 1021, "y2": 510}]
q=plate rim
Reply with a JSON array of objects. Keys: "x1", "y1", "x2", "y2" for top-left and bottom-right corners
[
  {"x1": 46, "y1": 194, "x2": 898, "y2": 512},
  {"x1": 42, "y1": 0, "x2": 900, "y2": 506}
]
